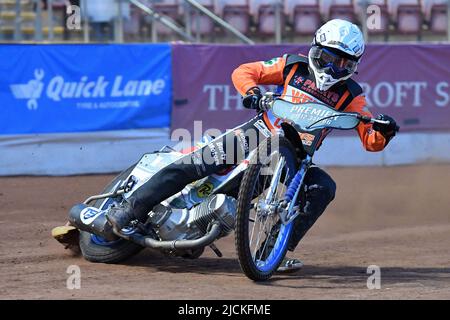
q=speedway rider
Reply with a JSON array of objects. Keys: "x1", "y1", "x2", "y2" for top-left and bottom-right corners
[{"x1": 105, "y1": 19, "x2": 400, "y2": 272}]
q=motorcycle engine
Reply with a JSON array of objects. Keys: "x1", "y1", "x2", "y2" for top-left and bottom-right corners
[{"x1": 148, "y1": 194, "x2": 237, "y2": 241}]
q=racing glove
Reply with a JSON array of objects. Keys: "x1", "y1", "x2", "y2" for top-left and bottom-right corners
[
  {"x1": 242, "y1": 87, "x2": 263, "y2": 111},
  {"x1": 372, "y1": 114, "x2": 400, "y2": 143}
]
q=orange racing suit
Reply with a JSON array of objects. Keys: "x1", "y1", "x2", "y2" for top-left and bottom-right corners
[{"x1": 231, "y1": 54, "x2": 387, "y2": 152}]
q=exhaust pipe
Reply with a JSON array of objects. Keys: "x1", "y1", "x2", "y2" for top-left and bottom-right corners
[
  {"x1": 68, "y1": 204, "x2": 117, "y2": 241},
  {"x1": 127, "y1": 223, "x2": 222, "y2": 250},
  {"x1": 70, "y1": 201, "x2": 224, "y2": 251}
]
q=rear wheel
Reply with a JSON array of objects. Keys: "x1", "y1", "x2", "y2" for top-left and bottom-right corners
[
  {"x1": 79, "y1": 164, "x2": 143, "y2": 264},
  {"x1": 235, "y1": 136, "x2": 299, "y2": 281}
]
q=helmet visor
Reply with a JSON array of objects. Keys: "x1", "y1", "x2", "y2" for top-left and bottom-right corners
[{"x1": 310, "y1": 46, "x2": 358, "y2": 79}]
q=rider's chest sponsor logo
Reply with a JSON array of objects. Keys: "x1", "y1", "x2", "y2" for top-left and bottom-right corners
[
  {"x1": 80, "y1": 207, "x2": 103, "y2": 225},
  {"x1": 290, "y1": 75, "x2": 340, "y2": 106},
  {"x1": 285, "y1": 86, "x2": 317, "y2": 104},
  {"x1": 9, "y1": 69, "x2": 166, "y2": 110}
]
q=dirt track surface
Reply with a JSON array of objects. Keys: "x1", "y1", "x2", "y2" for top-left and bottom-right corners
[{"x1": 0, "y1": 164, "x2": 449, "y2": 300}]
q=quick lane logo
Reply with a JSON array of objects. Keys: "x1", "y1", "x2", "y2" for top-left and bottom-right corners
[
  {"x1": 9, "y1": 69, "x2": 166, "y2": 110},
  {"x1": 10, "y1": 69, "x2": 45, "y2": 110}
]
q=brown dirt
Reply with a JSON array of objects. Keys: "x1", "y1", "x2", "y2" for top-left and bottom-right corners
[{"x1": 0, "y1": 164, "x2": 449, "y2": 300}]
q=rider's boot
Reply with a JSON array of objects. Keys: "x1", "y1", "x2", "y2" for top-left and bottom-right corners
[
  {"x1": 105, "y1": 200, "x2": 137, "y2": 232},
  {"x1": 277, "y1": 257, "x2": 304, "y2": 273}
]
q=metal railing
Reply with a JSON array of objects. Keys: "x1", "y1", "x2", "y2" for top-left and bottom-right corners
[
  {"x1": 129, "y1": 0, "x2": 254, "y2": 44},
  {"x1": 129, "y1": 0, "x2": 195, "y2": 42},
  {"x1": 181, "y1": 0, "x2": 254, "y2": 44}
]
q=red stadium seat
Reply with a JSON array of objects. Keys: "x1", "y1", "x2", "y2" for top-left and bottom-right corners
[
  {"x1": 178, "y1": 0, "x2": 215, "y2": 36},
  {"x1": 191, "y1": 1, "x2": 215, "y2": 35},
  {"x1": 388, "y1": 0, "x2": 423, "y2": 34},
  {"x1": 421, "y1": 0, "x2": 446, "y2": 19},
  {"x1": 249, "y1": 0, "x2": 286, "y2": 36},
  {"x1": 153, "y1": 0, "x2": 181, "y2": 35},
  {"x1": 429, "y1": 4, "x2": 448, "y2": 33},
  {"x1": 329, "y1": 0, "x2": 357, "y2": 23},
  {"x1": 293, "y1": 5, "x2": 322, "y2": 35},
  {"x1": 421, "y1": 1, "x2": 448, "y2": 34},
  {"x1": 124, "y1": 5, "x2": 143, "y2": 36},
  {"x1": 319, "y1": 0, "x2": 356, "y2": 22},
  {"x1": 220, "y1": 1, "x2": 251, "y2": 35},
  {"x1": 190, "y1": 10, "x2": 215, "y2": 35},
  {"x1": 397, "y1": 4, "x2": 422, "y2": 33},
  {"x1": 285, "y1": 0, "x2": 321, "y2": 36}
]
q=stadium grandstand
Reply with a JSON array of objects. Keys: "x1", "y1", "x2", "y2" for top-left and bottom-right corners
[{"x1": 0, "y1": 0, "x2": 449, "y2": 44}]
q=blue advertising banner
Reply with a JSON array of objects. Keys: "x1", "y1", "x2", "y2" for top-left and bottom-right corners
[{"x1": 0, "y1": 44, "x2": 171, "y2": 134}]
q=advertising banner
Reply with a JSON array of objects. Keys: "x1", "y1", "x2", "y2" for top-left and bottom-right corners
[
  {"x1": 0, "y1": 44, "x2": 171, "y2": 134},
  {"x1": 172, "y1": 44, "x2": 450, "y2": 134}
]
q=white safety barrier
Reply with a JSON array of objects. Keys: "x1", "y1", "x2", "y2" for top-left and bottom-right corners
[
  {"x1": 1, "y1": 131, "x2": 449, "y2": 176},
  {"x1": 315, "y1": 132, "x2": 450, "y2": 167},
  {"x1": 0, "y1": 128, "x2": 173, "y2": 176}
]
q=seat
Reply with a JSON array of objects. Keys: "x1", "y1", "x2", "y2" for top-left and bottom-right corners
[
  {"x1": 389, "y1": 0, "x2": 423, "y2": 34},
  {"x1": 328, "y1": 0, "x2": 357, "y2": 23},
  {"x1": 180, "y1": 0, "x2": 216, "y2": 35},
  {"x1": 124, "y1": 5, "x2": 142, "y2": 37},
  {"x1": 421, "y1": 0, "x2": 447, "y2": 33},
  {"x1": 285, "y1": 0, "x2": 321, "y2": 36},
  {"x1": 219, "y1": 0, "x2": 251, "y2": 34},
  {"x1": 151, "y1": 0, "x2": 181, "y2": 36},
  {"x1": 250, "y1": 0, "x2": 285, "y2": 35},
  {"x1": 429, "y1": 3, "x2": 447, "y2": 33}
]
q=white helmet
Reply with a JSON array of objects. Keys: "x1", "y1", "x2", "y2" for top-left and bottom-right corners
[{"x1": 308, "y1": 19, "x2": 365, "y2": 91}]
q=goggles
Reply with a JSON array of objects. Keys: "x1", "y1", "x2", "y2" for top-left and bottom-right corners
[{"x1": 310, "y1": 46, "x2": 359, "y2": 78}]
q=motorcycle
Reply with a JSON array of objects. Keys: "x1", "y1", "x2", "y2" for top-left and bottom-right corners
[{"x1": 53, "y1": 92, "x2": 391, "y2": 281}]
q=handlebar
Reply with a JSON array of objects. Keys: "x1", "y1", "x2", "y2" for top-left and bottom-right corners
[
  {"x1": 357, "y1": 114, "x2": 390, "y2": 125},
  {"x1": 262, "y1": 92, "x2": 392, "y2": 127}
]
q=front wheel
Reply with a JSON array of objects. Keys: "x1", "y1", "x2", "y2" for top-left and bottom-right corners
[{"x1": 235, "y1": 136, "x2": 299, "y2": 281}]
